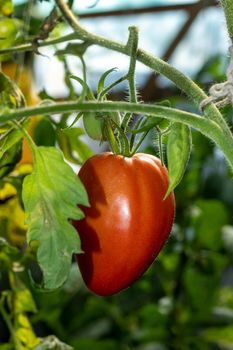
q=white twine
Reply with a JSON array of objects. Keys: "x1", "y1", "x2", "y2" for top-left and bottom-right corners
[{"x1": 200, "y1": 46, "x2": 233, "y2": 110}]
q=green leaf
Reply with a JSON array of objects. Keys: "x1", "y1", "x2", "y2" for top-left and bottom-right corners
[
  {"x1": 0, "y1": 140, "x2": 22, "y2": 179},
  {"x1": 57, "y1": 128, "x2": 93, "y2": 165},
  {"x1": 35, "y1": 336, "x2": 73, "y2": 350},
  {"x1": 55, "y1": 42, "x2": 91, "y2": 57},
  {"x1": 131, "y1": 116, "x2": 167, "y2": 134},
  {"x1": 0, "y1": 72, "x2": 25, "y2": 107},
  {"x1": 14, "y1": 288, "x2": 37, "y2": 315},
  {"x1": 164, "y1": 123, "x2": 191, "y2": 198},
  {"x1": 22, "y1": 146, "x2": 89, "y2": 289},
  {"x1": 97, "y1": 67, "x2": 117, "y2": 95},
  {"x1": 69, "y1": 76, "x2": 95, "y2": 101},
  {"x1": 33, "y1": 117, "x2": 56, "y2": 147},
  {"x1": 0, "y1": 128, "x2": 24, "y2": 158}
]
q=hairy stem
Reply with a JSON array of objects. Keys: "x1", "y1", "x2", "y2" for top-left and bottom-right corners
[
  {"x1": 0, "y1": 1, "x2": 227, "y2": 128},
  {"x1": 1, "y1": 100, "x2": 233, "y2": 169},
  {"x1": 220, "y1": 0, "x2": 233, "y2": 42},
  {"x1": 127, "y1": 26, "x2": 139, "y2": 103},
  {"x1": 54, "y1": 0, "x2": 225, "y2": 125}
]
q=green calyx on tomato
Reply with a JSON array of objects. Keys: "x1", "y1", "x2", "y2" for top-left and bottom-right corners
[
  {"x1": 73, "y1": 152, "x2": 175, "y2": 296},
  {"x1": 83, "y1": 111, "x2": 121, "y2": 141}
]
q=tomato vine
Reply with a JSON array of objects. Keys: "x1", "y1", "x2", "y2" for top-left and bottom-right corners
[{"x1": 0, "y1": 0, "x2": 233, "y2": 347}]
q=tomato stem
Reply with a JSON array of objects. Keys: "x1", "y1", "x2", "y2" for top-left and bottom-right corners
[
  {"x1": 0, "y1": 0, "x2": 225, "y2": 128},
  {"x1": 156, "y1": 126, "x2": 165, "y2": 166},
  {"x1": 12, "y1": 120, "x2": 36, "y2": 161},
  {"x1": 127, "y1": 26, "x2": 139, "y2": 104},
  {"x1": 131, "y1": 130, "x2": 150, "y2": 156},
  {"x1": 98, "y1": 75, "x2": 127, "y2": 100},
  {"x1": 105, "y1": 120, "x2": 120, "y2": 155},
  {"x1": 220, "y1": 0, "x2": 233, "y2": 42},
  {"x1": 78, "y1": 56, "x2": 88, "y2": 103}
]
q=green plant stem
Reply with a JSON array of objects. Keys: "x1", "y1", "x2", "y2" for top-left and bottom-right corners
[
  {"x1": 0, "y1": 295, "x2": 20, "y2": 349},
  {"x1": 78, "y1": 55, "x2": 87, "y2": 102},
  {"x1": 98, "y1": 75, "x2": 127, "y2": 100},
  {"x1": 0, "y1": 1, "x2": 232, "y2": 166},
  {"x1": 54, "y1": 1, "x2": 226, "y2": 125},
  {"x1": 54, "y1": 0, "x2": 233, "y2": 167},
  {"x1": 1, "y1": 100, "x2": 233, "y2": 169},
  {"x1": 0, "y1": 101, "x2": 205, "y2": 129},
  {"x1": 105, "y1": 120, "x2": 120, "y2": 154},
  {"x1": 220, "y1": 0, "x2": 233, "y2": 42},
  {"x1": 0, "y1": 1, "x2": 224, "y2": 125},
  {"x1": 127, "y1": 26, "x2": 139, "y2": 103},
  {"x1": 156, "y1": 127, "x2": 164, "y2": 166},
  {"x1": 0, "y1": 32, "x2": 78, "y2": 54},
  {"x1": 131, "y1": 130, "x2": 149, "y2": 156},
  {"x1": 12, "y1": 120, "x2": 36, "y2": 160}
]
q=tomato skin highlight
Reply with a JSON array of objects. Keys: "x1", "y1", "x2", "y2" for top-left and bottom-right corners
[{"x1": 74, "y1": 152, "x2": 175, "y2": 296}]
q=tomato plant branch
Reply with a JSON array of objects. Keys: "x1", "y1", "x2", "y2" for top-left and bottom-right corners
[
  {"x1": 54, "y1": 0, "x2": 233, "y2": 168},
  {"x1": 0, "y1": 1, "x2": 225, "y2": 126},
  {"x1": 127, "y1": 26, "x2": 139, "y2": 104},
  {"x1": 54, "y1": 0, "x2": 228, "y2": 126},
  {"x1": 0, "y1": 0, "x2": 228, "y2": 138},
  {"x1": 98, "y1": 75, "x2": 127, "y2": 100},
  {"x1": 0, "y1": 293, "x2": 19, "y2": 349},
  {"x1": 156, "y1": 127, "x2": 165, "y2": 166},
  {"x1": 0, "y1": 32, "x2": 79, "y2": 55},
  {"x1": 12, "y1": 120, "x2": 36, "y2": 161},
  {"x1": 220, "y1": 0, "x2": 233, "y2": 42},
  {"x1": 0, "y1": 101, "x2": 206, "y2": 128},
  {"x1": 1, "y1": 100, "x2": 233, "y2": 169}
]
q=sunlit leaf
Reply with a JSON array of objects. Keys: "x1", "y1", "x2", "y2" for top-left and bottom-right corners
[
  {"x1": 15, "y1": 313, "x2": 40, "y2": 349},
  {"x1": 165, "y1": 123, "x2": 191, "y2": 198},
  {"x1": 14, "y1": 288, "x2": 37, "y2": 315},
  {"x1": 97, "y1": 67, "x2": 117, "y2": 95},
  {"x1": 57, "y1": 128, "x2": 93, "y2": 165},
  {"x1": 22, "y1": 146, "x2": 89, "y2": 289}
]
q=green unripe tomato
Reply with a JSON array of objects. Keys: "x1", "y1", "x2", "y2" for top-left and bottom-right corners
[{"x1": 83, "y1": 112, "x2": 121, "y2": 141}]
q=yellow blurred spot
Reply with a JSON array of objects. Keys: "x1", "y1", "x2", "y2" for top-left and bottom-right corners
[
  {"x1": 0, "y1": 182, "x2": 17, "y2": 200},
  {"x1": 2, "y1": 61, "x2": 40, "y2": 166}
]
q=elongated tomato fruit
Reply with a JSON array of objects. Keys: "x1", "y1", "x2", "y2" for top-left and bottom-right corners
[{"x1": 73, "y1": 152, "x2": 175, "y2": 296}]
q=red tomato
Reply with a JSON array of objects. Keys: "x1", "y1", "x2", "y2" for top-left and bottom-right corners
[{"x1": 74, "y1": 152, "x2": 175, "y2": 296}]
